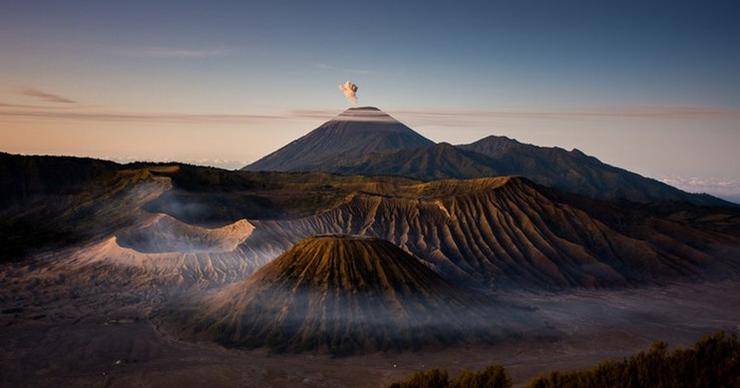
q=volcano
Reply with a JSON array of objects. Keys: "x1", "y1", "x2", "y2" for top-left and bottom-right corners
[
  {"x1": 243, "y1": 107, "x2": 433, "y2": 172},
  {"x1": 165, "y1": 235, "x2": 503, "y2": 354},
  {"x1": 241, "y1": 108, "x2": 731, "y2": 206}
]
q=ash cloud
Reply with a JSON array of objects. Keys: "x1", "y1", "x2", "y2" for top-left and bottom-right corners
[{"x1": 339, "y1": 81, "x2": 358, "y2": 104}]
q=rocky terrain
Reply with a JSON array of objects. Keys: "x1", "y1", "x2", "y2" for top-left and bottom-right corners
[
  {"x1": 2, "y1": 276, "x2": 739, "y2": 387},
  {"x1": 241, "y1": 176, "x2": 740, "y2": 289},
  {"x1": 3, "y1": 160, "x2": 739, "y2": 294},
  {"x1": 162, "y1": 235, "x2": 536, "y2": 354},
  {"x1": 1, "y1": 123, "x2": 739, "y2": 385}
]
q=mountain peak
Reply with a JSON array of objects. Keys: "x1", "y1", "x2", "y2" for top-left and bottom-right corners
[
  {"x1": 479, "y1": 134, "x2": 517, "y2": 142},
  {"x1": 334, "y1": 106, "x2": 398, "y2": 123},
  {"x1": 244, "y1": 107, "x2": 433, "y2": 172},
  {"x1": 345, "y1": 106, "x2": 381, "y2": 111}
]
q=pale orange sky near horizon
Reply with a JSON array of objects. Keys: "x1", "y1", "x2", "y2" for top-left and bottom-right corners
[
  {"x1": 2, "y1": 1, "x2": 740, "y2": 200},
  {"x1": 1, "y1": 96, "x2": 738, "y2": 179},
  {"x1": 2, "y1": 85, "x2": 740, "y2": 202}
]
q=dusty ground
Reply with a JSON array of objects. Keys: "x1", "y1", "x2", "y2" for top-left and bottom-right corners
[{"x1": 2, "y1": 276, "x2": 739, "y2": 388}]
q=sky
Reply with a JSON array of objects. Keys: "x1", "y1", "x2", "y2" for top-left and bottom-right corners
[{"x1": 0, "y1": 0, "x2": 739, "y2": 200}]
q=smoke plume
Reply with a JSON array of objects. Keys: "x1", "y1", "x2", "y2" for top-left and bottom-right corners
[{"x1": 339, "y1": 81, "x2": 358, "y2": 104}]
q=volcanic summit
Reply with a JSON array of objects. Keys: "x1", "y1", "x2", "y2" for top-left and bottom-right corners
[{"x1": 243, "y1": 107, "x2": 433, "y2": 172}]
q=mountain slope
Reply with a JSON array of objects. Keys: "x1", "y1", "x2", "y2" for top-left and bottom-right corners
[
  {"x1": 243, "y1": 177, "x2": 740, "y2": 289},
  {"x1": 332, "y1": 136, "x2": 729, "y2": 206},
  {"x1": 459, "y1": 135, "x2": 728, "y2": 205},
  {"x1": 164, "y1": 235, "x2": 512, "y2": 354},
  {"x1": 243, "y1": 107, "x2": 434, "y2": 172},
  {"x1": 241, "y1": 108, "x2": 729, "y2": 205},
  {"x1": 0, "y1": 166, "x2": 165, "y2": 262},
  {"x1": 336, "y1": 142, "x2": 500, "y2": 180},
  {"x1": 0, "y1": 152, "x2": 121, "y2": 208},
  {"x1": 3, "y1": 156, "x2": 738, "y2": 291}
]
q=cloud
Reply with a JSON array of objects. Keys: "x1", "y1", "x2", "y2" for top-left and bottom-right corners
[
  {"x1": 18, "y1": 88, "x2": 76, "y2": 104},
  {"x1": 284, "y1": 106, "x2": 740, "y2": 127},
  {"x1": 395, "y1": 106, "x2": 740, "y2": 121},
  {"x1": 2, "y1": 104, "x2": 738, "y2": 126},
  {"x1": 113, "y1": 46, "x2": 235, "y2": 59},
  {"x1": 288, "y1": 109, "x2": 337, "y2": 119},
  {"x1": 0, "y1": 110, "x2": 282, "y2": 123},
  {"x1": 0, "y1": 107, "x2": 371, "y2": 124},
  {"x1": 285, "y1": 106, "x2": 740, "y2": 127},
  {"x1": 660, "y1": 176, "x2": 740, "y2": 203},
  {"x1": 0, "y1": 102, "x2": 70, "y2": 109},
  {"x1": 315, "y1": 63, "x2": 370, "y2": 75},
  {"x1": 106, "y1": 155, "x2": 248, "y2": 170}
]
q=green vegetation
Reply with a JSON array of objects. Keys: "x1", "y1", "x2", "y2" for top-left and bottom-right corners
[{"x1": 389, "y1": 332, "x2": 739, "y2": 388}]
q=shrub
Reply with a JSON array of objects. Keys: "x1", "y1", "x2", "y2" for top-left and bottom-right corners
[
  {"x1": 390, "y1": 369, "x2": 450, "y2": 388},
  {"x1": 389, "y1": 365, "x2": 510, "y2": 388},
  {"x1": 527, "y1": 331, "x2": 740, "y2": 388},
  {"x1": 389, "y1": 331, "x2": 740, "y2": 388}
]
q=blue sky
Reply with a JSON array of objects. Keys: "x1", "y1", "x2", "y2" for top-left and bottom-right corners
[{"x1": 1, "y1": 0, "x2": 739, "y2": 199}]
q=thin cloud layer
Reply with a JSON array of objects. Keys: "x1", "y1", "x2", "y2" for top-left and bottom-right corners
[
  {"x1": 113, "y1": 46, "x2": 235, "y2": 59},
  {"x1": 394, "y1": 106, "x2": 740, "y2": 121},
  {"x1": 660, "y1": 176, "x2": 740, "y2": 203},
  {"x1": 0, "y1": 102, "x2": 70, "y2": 109},
  {"x1": 315, "y1": 63, "x2": 370, "y2": 75},
  {"x1": 0, "y1": 110, "x2": 282, "y2": 123},
  {"x1": 18, "y1": 88, "x2": 76, "y2": 104},
  {"x1": 1, "y1": 105, "x2": 739, "y2": 125}
]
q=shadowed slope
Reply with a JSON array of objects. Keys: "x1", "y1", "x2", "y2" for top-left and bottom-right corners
[
  {"x1": 332, "y1": 137, "x2": 730, "y2": 206},
  {"x1": 337, "y1": 142, "x2": 499, "y2": 180},
  {"x1": 0, "y1": 167, "x2": 165, "y2": 262},
  {"x1": 0, "y1": 152, "x2": 121, "y2": 207},
  {"x1": 165, "y1": 235, "x2": 515, "y2": 354}
]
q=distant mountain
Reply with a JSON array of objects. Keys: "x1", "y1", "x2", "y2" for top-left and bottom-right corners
[
  {"x1": 242, "y1": 109, "x2": 730, "y2": 206},
  {"x1": 458, "y1": 135, "x2": 728, "y2": 205},
  {"x1": 243, "y1": 107, "x2": 434, "y2": 172},
  {"x1": 335, "y1": 136, "x2": 731, "y2": 206},
  {"x1": 164, "y1": 235, "x2": 501, "y2": 354}
]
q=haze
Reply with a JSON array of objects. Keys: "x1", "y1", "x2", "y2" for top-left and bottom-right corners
[{"x1": 1, "y1": 0, "x2": 739, "y2": 200}]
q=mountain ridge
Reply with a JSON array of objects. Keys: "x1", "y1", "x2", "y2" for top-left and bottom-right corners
[
  {"x1": 336, "y1": 136, "x2": 732, "y2": 206},
  {"x1": 2, "y1": 158, "x2": 739, "y2": 293},
  {"x1": 244, "y1": 175, "x2": 740, "y2": 290},
  {"x1": 458, "y1": 135, "x2": 726, "y2": 205}
]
